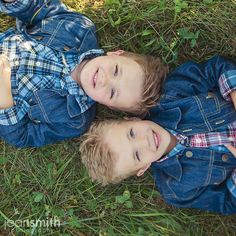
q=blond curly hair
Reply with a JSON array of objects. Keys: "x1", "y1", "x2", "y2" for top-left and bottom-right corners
[
  {"x1": 80, "y1": 120, "x2": 132, "y2": 186},
  {"x1": 121, "y1": 52, "x2": 168, "y2": 115}
]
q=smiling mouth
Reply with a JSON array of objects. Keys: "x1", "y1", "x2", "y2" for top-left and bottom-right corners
[
  {"x1": 152, "y1": 130, "x2": 160, "y2": 149},
  {"x1": 93, "y1": 69, "x2": 99, "y2": 88}
]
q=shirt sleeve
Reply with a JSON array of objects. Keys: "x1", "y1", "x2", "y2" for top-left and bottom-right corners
[
  {"x1": 219, "y1": 70, "x2": 236, "y2": 101},
  {"x1": 163, "y1": 56, "x2": 236, "y2": 99},
  {"x1": 227, "y1": 169, "x2": 236, "y2": 198},
  {"x1": 0, "y1": 0, "x2": 66, "y2": 25},
  {"x1": 162, "y1": 179, "x2": 236, "y2": 215},
  {"x1": 0, "y1": 91, "x2": 97, "y2": 147},
  {"x1": 153, "y1": 162, "x2": 236, "y2": 214},
  {"x1": 0, "y1": 0, "x2": 29, "y2": 14}
]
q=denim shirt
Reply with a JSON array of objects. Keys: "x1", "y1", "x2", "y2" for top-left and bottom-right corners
[
  {"x1": 146, "y1": 56, "x2": 236, "y2": 214},
  {"x1": 0, "y1": 0, "x2": 101, "y2": 147}
]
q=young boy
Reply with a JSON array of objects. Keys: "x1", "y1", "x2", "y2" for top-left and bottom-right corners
[
  {"x1": 80, "y1": 55, "x2": 236, "y2": 214},
  {"x1": 0, "y1": 0, "x2": 167, "y2": 147}
]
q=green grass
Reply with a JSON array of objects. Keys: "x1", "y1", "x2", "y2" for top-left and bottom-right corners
[{"x1": 1, "y1": 0, "x2": 236, "y2": 235}]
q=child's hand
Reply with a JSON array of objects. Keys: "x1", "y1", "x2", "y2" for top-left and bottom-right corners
[
  {"x1": 0, "y1": 54, "x2": 11, "y2": 79},
  {"x1": 230, "y1": 90, "x2": 236, "y2": 110},
  {"x1": 225, "y1": 144, "x2": 236, "y2": 158},
  {"x1": 3, "y1": 0, "x2": 15, "y2": 2}
]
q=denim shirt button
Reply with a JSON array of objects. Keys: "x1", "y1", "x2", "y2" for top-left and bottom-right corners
[
  {"x1": 215, "y1": 120, "x2": 225, "y2": 125},
  {"x1": 63, "y1": 46, "x2": 70, "y2": 51},
  {"x1": 222, "y1": 154, "x2": 228, "y2": 162},
  {"x1": 185, "y1": 151, "x2": 193, "y2": 158},
  {"x1": 33, "y1": 119, "x2": 41, "y2": 124},
  {"x1": 206, "y1": 92, "x2": 214, "y2": 99},
  {"x1": 35, "y1": 36, "x2": 43, "y2": 41}
]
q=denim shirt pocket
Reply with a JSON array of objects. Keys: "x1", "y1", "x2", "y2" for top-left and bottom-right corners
[
  {"x1": 208, "y1": 166, "x2": 227, "y2": 185},
  {"x1": 79, "y1": 28, "x2": 98, "y2": 53},
  {"x1": 27, "y1": 89, "x2": 89, "y2": 129},
  {"x1": 194, "y1": 92, "x2": 222, "y2": 117},
  {"x1": 164, "y1": 150, "x2": 227, "y2": 201},
  {"x1": 40, "y1": 17, "x2": 98, "y2": 53},
  {"x1": 165, "y1": 172, "x2": 203, "y2": 201},
  {"x1": 40, "y1": 19, "x2": 76, "y2": 52},
  {"x1": 194, "y1": 92, "x2": 235, "y2": 130}
]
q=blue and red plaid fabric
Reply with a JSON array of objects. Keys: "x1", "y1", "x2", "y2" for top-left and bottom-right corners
[
  {"x1": 189, "y1": 121, "x2": 236, "y2": 147},
  {"x1": 219, "y1": 70, "x2": 236, "y2": 101},
  {"x1": 227, "y1": 171, "x2": 236, "y2": 198}
]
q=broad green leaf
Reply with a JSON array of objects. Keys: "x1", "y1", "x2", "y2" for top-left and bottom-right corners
[{"x1": 33, "y1": 192, "x2": 44, "y2": 203}]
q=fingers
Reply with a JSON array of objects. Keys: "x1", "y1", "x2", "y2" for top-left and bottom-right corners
[
  {"x1": 3, "y1": 0, "x2": 16, "y2": 3},
  {"x1": 230, "y1": 90, "x2": 236, "y2": 110},
  {"x1": 0, "y1": 56, "x2": 5, "y2": 78},
  {"x1": 0, "y1": 54, "x2": 11, "y2": 79},
  {"x1": 225, "y1": 144, "x2": 236, "y2": 158}
]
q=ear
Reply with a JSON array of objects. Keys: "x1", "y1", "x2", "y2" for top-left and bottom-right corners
[
  {"x1": 136, "y1": 164, "x2": 151, "y2": 177},
  {"x1": 107, "y1": 50, "x2": 125, "y2": 56}
]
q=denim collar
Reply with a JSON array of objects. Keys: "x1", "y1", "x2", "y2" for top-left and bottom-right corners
[
  {"x1": 147, "y1": 107, "x2": 182, "y2": 130},
  {"x1": 152, "y1": 154, "x2": 183, "y2": 181}
]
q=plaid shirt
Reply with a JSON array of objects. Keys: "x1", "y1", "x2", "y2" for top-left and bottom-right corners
[
  {"x1": 0, "y1": 28, "x2": 103, "y2": 125},
  {"x1": 189, "y1": 122, "x2": 236, "y2": 147},
  {"x1": 158, "y1": 121, "x2": 236, "y2": 199},
  {"x1": 156, "y1": 70, "x2": 236, "y2": 198},
  {"x1": 219, "y1": 69, "x2": 236, "y2": 101}
]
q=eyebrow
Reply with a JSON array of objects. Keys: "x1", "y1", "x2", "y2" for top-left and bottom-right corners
[{"x1": 114, "y1": 64, "x2": 122, "y2": 101}]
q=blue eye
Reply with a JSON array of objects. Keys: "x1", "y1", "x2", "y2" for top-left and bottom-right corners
[
  {"x1": 114, "y1": 65, "x2": 118, "y2": 76},
  {"x1": 130, "y1": 128, "x2": 135, "y2": 138},
  {"x1": 136, "y1": 151, "x2": 141, "y2": 162},
  {"x1": 110, "y1": 88, "x2": 115, "y2": 99}
]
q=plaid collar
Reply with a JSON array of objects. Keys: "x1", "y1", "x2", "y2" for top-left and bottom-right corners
[
  {"x1": 156, "y1": 121, "x2": 236, "y2": 163},
  {"x1": 156, "y1": 129, "x2": 187, "y2": 163}
]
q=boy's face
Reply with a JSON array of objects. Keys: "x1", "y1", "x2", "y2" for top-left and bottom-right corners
[
  {"x1": 103, "y1": 120, "x2": 172, "y2": 178},
  {"x1": 79, "y1": 52, "x2": 144, "y2": 110}
]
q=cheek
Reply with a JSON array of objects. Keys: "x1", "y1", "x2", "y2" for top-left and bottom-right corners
[
  {"x1": 145, "y1": 150, "x2": 157, "y2": 162},
  {"x1": 93, "y1": 91, "x2": 108, "y2": 104}
]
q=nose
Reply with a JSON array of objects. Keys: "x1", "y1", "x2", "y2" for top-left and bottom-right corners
[
  {"x1": 97, "y1": 69, "x2": 108, "y2": 88},
  {"x1": 136, "y1": 133, "x2": 150, "y2": 149}
]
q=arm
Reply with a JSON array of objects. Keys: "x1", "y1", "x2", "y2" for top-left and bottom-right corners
[
  {"x1": 153, "y1": 149, "x2": 236, "y2": 214},
  {"x1": 0, "y1": 101, "x2": 96, "y2": 147},
  {"x1": 164, "y1": 56, "x2": 236, "y2": 100},
  {"x1": 165, "y1": 182, "x2": 236, "y2": 215},
  {"x1": 0, "y1": 0, "x2": 67, "y2": 24},
  {"x1": 165, "y1": 150, "x2": 236, "y2": 214},
  {"x1": 230, "y1": 91, "x2": 236, "y2": 109},
  {"x1": 225, "y1": 144, "x2": 236, "y2": 157},
  {"x1": 0, "y1": 0, "x2": 98, "y2": 53},
  {"x1": 218, "y1": 69, "x2": 236, "y2": 106},
  {"x1": 225, "y1": 144, "x2": 236, "y2": 199}
]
